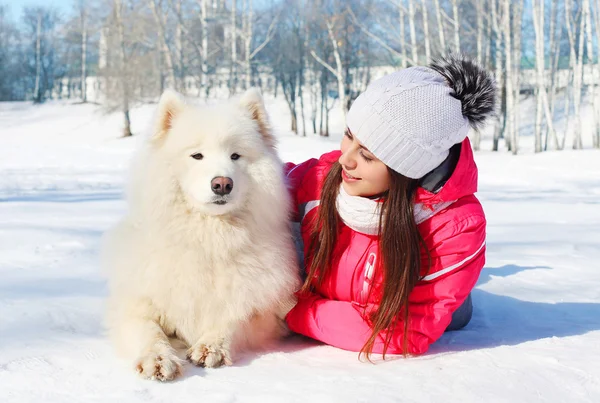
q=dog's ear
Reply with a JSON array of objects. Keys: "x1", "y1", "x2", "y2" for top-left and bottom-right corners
[
  {"x1": 152, "y1": 89, "x2": 185, "y2": 142},
  {"x1": 239, "y1": 87, "x2": 276, "y2": 148}
]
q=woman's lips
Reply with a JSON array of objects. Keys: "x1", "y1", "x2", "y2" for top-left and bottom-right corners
[{"x1": 342, "y1": 170, "x2": 361, "y2": 182}]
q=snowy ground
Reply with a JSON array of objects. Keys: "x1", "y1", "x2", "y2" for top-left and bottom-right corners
[{"x1": 0, "y1": 97, "x2": 599, "y2": 402}]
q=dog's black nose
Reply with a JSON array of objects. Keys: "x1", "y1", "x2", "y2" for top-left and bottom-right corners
[{"x1": 211, "y1": 176, "x2": 234, "y2": 196}]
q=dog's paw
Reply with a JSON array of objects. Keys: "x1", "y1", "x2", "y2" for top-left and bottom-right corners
[
  {"x1": 134, "y1": 352, "x2": 182, "y2": 381},
  {"x1": 186, "y1": 343, "x2": 232, "y2": 368}
]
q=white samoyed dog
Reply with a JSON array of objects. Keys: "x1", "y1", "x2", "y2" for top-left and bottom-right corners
[{"x1": 103, "y1": 88, "x2": 300, "y2": 381}]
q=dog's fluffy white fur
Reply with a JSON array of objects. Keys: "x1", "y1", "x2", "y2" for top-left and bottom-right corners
[{"x1": 103, "y1": 88, "x2": 300, "y2": 381}]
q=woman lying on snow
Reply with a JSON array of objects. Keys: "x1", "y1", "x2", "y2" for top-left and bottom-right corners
[{"x1": 284, "y1": 54, "x2": 497, "y2": 359}]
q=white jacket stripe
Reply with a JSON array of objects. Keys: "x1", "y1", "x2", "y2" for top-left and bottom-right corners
[{"x1": 420, "y1": 240, "x2": 486, "y2": 282}]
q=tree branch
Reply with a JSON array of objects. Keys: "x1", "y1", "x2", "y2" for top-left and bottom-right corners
[
  {"x1": 310, "y1": 49, "x2": 338, "y2": 78},
  {"x1": 347, "y1": 7, "x2": 405, "y2": 60},
  {"x1": 249, "y1": 9, "x2": 280, "y2": 60}
]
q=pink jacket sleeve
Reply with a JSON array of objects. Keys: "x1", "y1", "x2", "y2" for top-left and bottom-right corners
[{"x1": 285, "y1": 214, "x2": 486, "y2": 355}]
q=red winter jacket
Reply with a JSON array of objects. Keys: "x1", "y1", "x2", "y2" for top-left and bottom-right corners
[{"x1": 284, "y1": 138, "x2": 486, "y2": 355}]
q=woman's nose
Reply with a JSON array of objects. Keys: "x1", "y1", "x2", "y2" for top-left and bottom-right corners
[{"x1": 339, "y1": 148, "x2": 357, "y2": 170}]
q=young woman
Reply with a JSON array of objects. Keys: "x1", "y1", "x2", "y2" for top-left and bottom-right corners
[{"x1": 284, "y1": 55, "x2": 496, "y2": 359}]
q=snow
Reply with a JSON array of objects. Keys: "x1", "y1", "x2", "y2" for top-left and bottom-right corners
[{"x1": 0, "y1": 96, "x2": 599, "y2": 403}]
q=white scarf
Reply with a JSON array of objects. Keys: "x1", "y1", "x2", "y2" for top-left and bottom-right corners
[
  {"x1": 336, "y1": 184, "x2": 383, "y2": 235},
  {"x1": 335, "y1": 184, "x2": 455, "y2": 235}
]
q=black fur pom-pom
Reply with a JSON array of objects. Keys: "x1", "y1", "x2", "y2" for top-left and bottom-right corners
[{"x1": 429, "y1": 54, "x2": 497, "y2": 130}]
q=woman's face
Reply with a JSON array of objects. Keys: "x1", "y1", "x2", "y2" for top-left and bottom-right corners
[{"x1": 339, "y1": 129, "x2": 390, "y2": 197}]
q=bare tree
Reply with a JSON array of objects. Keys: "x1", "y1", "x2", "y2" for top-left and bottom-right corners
[
  {"x1": 242, "y1": 0, "x2": 251, "y2": 88},
  {"x1": 583, "y1": 0, "x2": 599, "y2": 148},
  {"x1": 532, "y1": 0, "x2": 557, "y2": 153},
  {"x1": 230, "y1": 0, "x2": 237, "y2": 94},
  {"x1": 503, "y1": 0, "x2": 515, "y2": 154},
  {"x1": 593, "y1": 0, "x2": 600, "y2": 148},
  {"x1": 408, "y1": 0, "x2": 418, "y2": 64},
  {"x1": 269, "y1": 0, "x2": 303, "y2": 134},
  {"x1": 420, "y1": 0, "x2": 430, "y2": 63},
  {"x1": 399, "y1": 1, "x2": 408, "y2": 68},
  {"x1": 22, "y1": 7, "x2": 61, "y2": 103},
  {"x1": 33, "y1": 11, "x2": 42, "y2": 103},
  {"x1": 545, "y1": 0, "x2": 559, "y2": 150},
  {"x1": 475, "y1": 0, "x2": 483, "y2": 65},
  {"x1": 300, "y1": 5, "x2": 309, "y2": 136},
  {"x1": 532, "y1": 0, "x2": 543, "y2": 153},
  {"x1": 6, "y1": 0, "x2": 600, "y2": 155},
  {"x1": 434, "y1": 0, "x2": 445, "y2": 51},
  {"x1": 451, "y1": 0, "x2": 460, "y2": 53},
  {"x1": 174, "y1": 0, "x2": 184, "y2": 87},
  {"x1": 484, "y1": 0, "x2": 492, "y2": 68},
  {"x1": 575, "y1": 2, "x2": 585, "y2": 150},
  {"x1": 103, "y1": 0, "x2": 150, "y2": 136},
  {"x1": 200, "y1": 0, "x2": 209, "y2": 88},
  {"x1": 511, "y1": 0, "x2": 524, "y2": 150},
  {"x1": 79, "y1": 0, "x2": 88, "y2": 102},
  {"x1": 149, "y1": 0, "x2": 178, "y2": 90},
  {"x1": 347, "y1": 4, "x2": 407, "y2": 67},
  {"x1": 491, "y1": 0, "x2": 504, "y2": 151},
  {"x1": 565, "y1": 0, "x2": 584, "y2": 149},
  {"x1": 116, "y1": 0, "x2": 132, "y2": 136},
  {"x1": 564, "y1": 0, "x2": 576, "y2": 150},
  {"x1": 310, "y1": 6, "x2": 349, "y2": 119},
  {"x1": 239, "y1": 0, "x2": 278, "y2": 89},
  {"x1": 0, "y1": 6, "x2": 18, "y2": 100}
]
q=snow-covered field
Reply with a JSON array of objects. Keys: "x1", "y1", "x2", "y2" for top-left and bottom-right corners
[{"x1": 0, "y1": 97, "x2": 599, "y2": 402}]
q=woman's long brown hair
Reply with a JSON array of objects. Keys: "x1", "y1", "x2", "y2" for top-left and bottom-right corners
[{"x1": 301, "y1": 162, "x2": 428, "y2": 360}]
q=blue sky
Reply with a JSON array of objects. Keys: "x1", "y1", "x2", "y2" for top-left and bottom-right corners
[{"x1": 3, "y1": 0, "x2": 74, "y2": 19}]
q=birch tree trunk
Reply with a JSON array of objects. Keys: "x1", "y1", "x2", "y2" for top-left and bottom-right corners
[
  {"x1": 243, "y1": 0, "x2": 253, "y2": 89},
  {"x1": 34, "y1": 12, "x2": 42, "y2": 103},
  {"x1": 593, "y1": 0, "x2": 600, "y2": 147},
  {"x1": 238, "y1": 0, "x2": 276, "y2": 91},
  {"x1": 311, "y1": 17, "x2": 348, "y2": 119},
  {"x1": 408, "y1": 0, "x2": 418, "y2": 64},
  {"x1": 564, "y1": 0, "x2": 577, "y2": 150},
  {"x1": 80, "y1": 2, "x2": 87, "y2": 102},
  {"x1": 491, "y1": 0, "x2": 503, "y2": 151},
  {"x1": 532, "y1": 0, "x2": 557, "y2": 153},
  {"x1": 452, "y1": 0, "x2": 460, "y2": 53},
  {"x1": 504, "y1": 0, "x2": 515, "y2": 155},
  {"x1": 434, "y1": 0, "x2": 445, "y2": 51},
  {"x1": 533, "y1": 0, "x2": 543, "y2": 153},
  {"x1": 149, "y1": 0, "x2": 177, "y2": 90},
  {"x1": 299, "y1": 11, "x2": 307, "y2": 137},
  {"x1": 328, "y1": 19, "x2": 347, "y2": 118},
  {"x1": 310, "y1": 66, "x2": 318, "y2": 134},
  {"x1": 400, "y1": 2, "x2": 407, "y2": 68},
  {"x1": 319, "y1": 70, "x2": 326, "y2": 136},
  {"x1": 200, "y1": 0, "x2": 208, "y2": 89},
  {"x1": 115, "y1": 0, "x2": 132, "y2": 137},
  {"x1": 175, "y1": 0, "x2": 184, "y2": 90},
  {"x1": 420, "y1": 0, "x2": 430, "y2": 63},
  {"x1": 476, "y1": 0, "x2": 483, "y2": 65},
  {"x1": 230, "y1": 0, "x2": 237, "y2": 94},
  {"x1": 547, "y1": 0, "x2": 560, "y2": 150},
  {"x1": 583, "y1": 0, "x2": 598, "y2": 148},
  {"x1": 573, "y1": 0, "x2": 585, "y2": 149},
  {"x1": 484, "y1": 1, "x2": 492, "y2": 68},
  {"x1": 511, "y1": 0, "x2": 523, "y2": 151}
]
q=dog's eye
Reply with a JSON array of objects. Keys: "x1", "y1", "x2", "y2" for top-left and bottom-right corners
[
  {"x1": 191, "y1": 153, "x2": 204, "y2": 160},
  {"x1": 231, "y1": 153, "x2": 241, "y2": 161}
]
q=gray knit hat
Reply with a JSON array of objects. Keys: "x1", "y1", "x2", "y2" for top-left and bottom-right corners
[{"x1": 346, "y1": 55, "x2": 497, "y2": 179}]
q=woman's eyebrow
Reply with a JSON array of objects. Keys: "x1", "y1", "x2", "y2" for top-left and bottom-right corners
[{"x1": 346, "y1": 128, "x2": 371, "y2": 152}]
